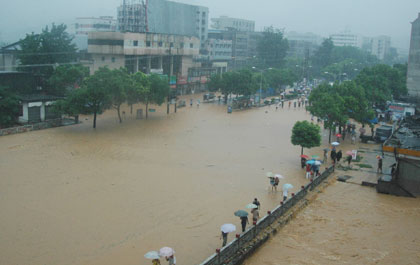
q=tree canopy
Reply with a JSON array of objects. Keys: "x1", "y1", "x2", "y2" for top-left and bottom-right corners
[
  {"x1": 291, "y1": 120, "x2": 321, "y2": 155},
  {"x1": 257, "y1": 27, "x2": 289, "y2": 68},
  {"x1": 48, "y1": 64, "x2": 89, "y2": 96},
  {"x1": 0, "y1": 87, "x2": 19, "y2": 128}
]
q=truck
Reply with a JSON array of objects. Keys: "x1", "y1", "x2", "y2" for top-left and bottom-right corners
[{"x1": 374, "y1": 125, "x2": 393, "y2": 143}]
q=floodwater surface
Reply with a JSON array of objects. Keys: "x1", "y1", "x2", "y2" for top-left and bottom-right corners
[
  {"x1": 244, "y1": 177, "x2": 420, "y2": 265},
  {"x1": 0, "y1": 97, "x2": 317, "y2": 265}
]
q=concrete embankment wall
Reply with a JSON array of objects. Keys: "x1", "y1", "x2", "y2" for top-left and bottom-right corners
[
  {"x1": 0, "y1": 118, "x2": 73, "y2": 136},
  {"x1": 199, "y1": 166, "x2": 335, "y2": 265}
]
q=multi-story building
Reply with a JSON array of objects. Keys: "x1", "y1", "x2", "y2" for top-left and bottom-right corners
[
  {"x1": 117, "y1": 0, "x2": 209, "y2": 49},
  {"x1": 211, "y1": 16, "x2": 255, "y2": 32},
  {"x1": 330, "y1": 30, "x2": 361, "y2": 47},
  {"x1": 73, "y1": 16, "x2": 117, "y2": 51},
  {"x1": 75, "y1": 16, "x2": 117, "y2": 35},
  {"x1": 407, "y1": 13, "x2": 420, "y2": 101},
  {"x1": 204, "y1": 39, "x2": 232, "y2": 61},
  {"x1": 87, "y1": 31, "x2": 205, "y2": 94},
  {"x1": 362, "y1": 35, "x2": 391, "y2": 60}
]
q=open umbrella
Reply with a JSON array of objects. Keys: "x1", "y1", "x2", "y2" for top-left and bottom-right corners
[
  {"x1": 159, "y1": 247, "x2": 175, "y2": 258},
  {"x1": 245, "y1": 203, "x2": 258, "y2": 209},
  {"x1": 336, "y1": 133, "x2": 342, "y2": 138},
  {"x1": 314, "y1": 160, "x2": 322, "y2": 166},
  {"x1": 283, "y1": 183, "x2": 293, "y2": 191},
  {"x1": 145, "y1": 251, "x2": 160, "y2": 260},
  {"x1": 300, "y1": 154, "x2": 309, "y2": 159},
  {"x1": 311, "y1": 155, "x2": 319, "y2": 159},
  {"x1": 221, "y1": 223, "x2": 236, "y2": 233},
  {"x1": 274, "y1": 174, "x2": 284, "y2": 179},
  {"x1": 306, "y1": 160, "x2": 315, "y2": 165},
  {"x1": 331, "y1": 142, "x2": 340, "y2": 146},
  {"x1": 234, "y1": 210, "x2": 249, "y2": 217},
  {"x1": 266, "y1": 172, "x2": 273, "y2": 178},
  {"x1": 323, "y1": 148, "x2": 330, "y2": 152},
  {"x1": 346, "y1": 151, "x2": 353, "y2": 156}
]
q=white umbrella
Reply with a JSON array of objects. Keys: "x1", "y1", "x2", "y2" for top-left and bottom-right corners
[
  {"x1": 274, "y1": 174, "x2": 284, "y2": 179},
  {"x1": 314, "y1": 161, "x2": 322, "y2": 166},
  {"x1": 221, "y1": 223, "x2": 236, "y2": 233},
  {"x1": 159, "y1": 247, "x2": 175, "y2": 258},
  {"x1": 245, "y1": 203, "x2": 258, "y2": 209},
  {"x1": 283, "y1": 183, "x2": 293, "y2": 191},
  {"x1": 266, "y1": 172, "x2": 273, "y2": 178},
  {"x1": 332, "y1": 142, "x2": 340, "y2": 146},
  {"x1": 144, "y1": 251, "x2": 160, "y2": 260}
]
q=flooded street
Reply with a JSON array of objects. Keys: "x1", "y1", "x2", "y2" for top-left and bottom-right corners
[
  {"x1": 0, "y1": 97, "x2": 317, "y2": 265},
  {"x1": 244, "y1": 175, "x2": 420, "y2": 265}
]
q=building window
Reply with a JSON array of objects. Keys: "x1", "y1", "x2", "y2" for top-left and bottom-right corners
[
  {"x1": 170, "y1": 42, "x2": 174, "y2": 48},
  {"x1": 158, "y1": 41, "x2": 163, "y2": 47},
  {"x1": 146, "y1": 41, "x2": 151, "y2": 47},
  {"x1": 190, "y1": 43, "x2": 193, "y2": 48},
  {"x1": 134, "y1": 40, "x2": 138, "y2": 46},
  {"x1": 112, "y1": 57, "x2": 115, "y2": 63},
  {"x1": 102, "y1": 56, "x2": 105, "y2": 61},
  {"x1": 180, "y1": 42, "x2": 184, "y2": 48}
]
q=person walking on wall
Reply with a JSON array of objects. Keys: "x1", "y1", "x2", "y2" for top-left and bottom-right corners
[
  {"x1": 377, "y1": 156, "x2": 383, "y2": 173},
  {"x1": 240, "y1": 216, "x2": 249, "y2": 232},
  {"x1": 253, "y1": 198, "x2": 260, "y2": 210},
  {"x1": 220, "y1": 231, "x2": 228, "y2": 247}
]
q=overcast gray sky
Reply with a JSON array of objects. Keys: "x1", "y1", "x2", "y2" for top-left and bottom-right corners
[{"x1": 1, "y1": 0, "x2": 419, "y2": 50}]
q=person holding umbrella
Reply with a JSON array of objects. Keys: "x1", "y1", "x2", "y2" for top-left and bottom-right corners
[
  {"x1": 234, "y1": 210, "x2": 249, "y2": 232},
  {"x1": 145, "y1": 251, "x2": 161, "y2": 265},
  {"x1": 252, "y1": 198, "x2": 260, "y2": 210},
  {"x1": 305, "y1": 162, "x2": 312, "y2": 179},
  {"x1": 301, "y1": 155, "x2": 308, "y2": 168},
  {"x1": 377, "y1": 155, "x2": 383, "y2": 173},
  {"x1": 220, "y1": 224, "x2": 236, "y2": 247},
  {"x1": 159, "y1": 247, "x2": 175, "y2": 265}
]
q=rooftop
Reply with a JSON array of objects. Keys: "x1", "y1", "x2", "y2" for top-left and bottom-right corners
[{"x1": 385, "y1": 116, "x2": 420, "y2": 152}]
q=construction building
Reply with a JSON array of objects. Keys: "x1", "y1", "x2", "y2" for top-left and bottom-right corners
[
  {"x1": 117, "y1": 0, "x2": 209, "y2": 49},
  {"x1": 407, "y1": 13, "x2": 420, "y2": 101},
  {"x1": 87, "y1": 31, "x2": 211, "y2": 94},
  {"x1": 73, "y1": 16, "x2": 117, "y2": 51}
]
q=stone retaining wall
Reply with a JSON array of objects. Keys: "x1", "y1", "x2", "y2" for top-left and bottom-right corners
[
  {"x1": 199, "y1": 166, "x2": 335, "y2": 265},
  {"x1": 0, "y1": 119, "x2": 72, "y2": 136}
]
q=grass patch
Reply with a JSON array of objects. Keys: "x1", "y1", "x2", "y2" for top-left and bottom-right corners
[
  {"x1": 357, "y1": 163, "x2": 373, "y2": 169},
  {"x1": 354, "y1": 155, "x2": 363, "y2": 163}
]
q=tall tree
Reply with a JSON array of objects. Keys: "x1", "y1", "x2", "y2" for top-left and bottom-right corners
[
  {"x1": 18, "y1": 24, "x2": 77, "y2": 92},
  {"x1": 141, "y1": 74, "x2": 169, "y2": 119},
  {"x1": 257, "y1": 27, "x2": 289, "y2": 68},
  {"x1": 340, "y1": 81, "x2": 374, "y2": 125},
  {"x1": 48, "y1": 64, "x2": 89, "y2": 96},
  {"x1": 128, "y1": 71, "x2": 149, "y2": 114},
  {"x1": 0, "y1": 87, "x2": 19, "y2": 128},
  {"x1": 312, "y1": 38, "x2": 334, "y2": 70},
  {"x1": 291, "y1": 121, "x2": 321, "y2": 155},
  {"x1": 308, "y1": 83, "x2": 348, "y2": 143},
  {"x1": 355, "y1": 64, "x2": 407, "y2": 106},
  {"x1": 81, "y1": 67, "x2": 112, "y2": 128},
  {"x1": 108, "y1": 68, "x2": 130, "y2": 123}
]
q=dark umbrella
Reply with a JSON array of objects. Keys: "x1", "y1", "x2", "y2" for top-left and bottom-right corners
[{"x1": 234, "y1": 210, "x2": 249, "y2": 217}]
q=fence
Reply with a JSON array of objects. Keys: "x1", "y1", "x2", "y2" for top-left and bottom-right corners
[{"x1": 199, "y1": 166, "x2": 335, "y2": 265}]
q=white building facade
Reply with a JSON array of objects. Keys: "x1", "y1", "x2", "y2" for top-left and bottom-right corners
[{"x1": 211, "y1": 16, "x2": 255, "y2": 32}]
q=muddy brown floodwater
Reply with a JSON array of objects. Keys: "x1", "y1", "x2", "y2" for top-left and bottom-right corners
[
  {"x1": 244, "y1": 177, "x2": 420, "y2": 265},
  {"x1": 0, "y1": 96, "x2": 320, "y2": 265}
]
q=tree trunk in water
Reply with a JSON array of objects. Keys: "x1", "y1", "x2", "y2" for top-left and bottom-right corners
[
  {"x1": 328, "y1": 128, "x2": 332, "y2": 143},
  {"x1": 74, "y1": 115, "x2": 79, "y2": 123},
  {"x1": 339, "y1": 126, "x2": 342, "y2": 134},
  {"x1": 130, "y1": 104, "x2": 133, "y2": 114},
  {"x1": 117, "y1": 105, "x2": 122, "y2": 123},
  {"x1": 224, "y1": 93, "x2": 228, "y2": 104},
  {"x1": 93, "y1": 112, "x2": 97, "y2": 128},
  {"x1": 146, "y1": 102, "x2": 149, "y2": 120},
  {"x1": 301, "y1": 146, "x2": 304, "y2": 155}
]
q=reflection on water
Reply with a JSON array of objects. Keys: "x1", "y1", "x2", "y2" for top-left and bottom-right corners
[
  {"x1": 244, "y1": 179, "x2": 420, "y2": 265},
  {"x1": 0, "y1": 96, "x2": 325, "y2": 265}
]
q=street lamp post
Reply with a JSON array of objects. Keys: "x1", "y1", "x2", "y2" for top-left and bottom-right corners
[{"x1": 252, "y1": 67, "x2": 272, "y2": 107}]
